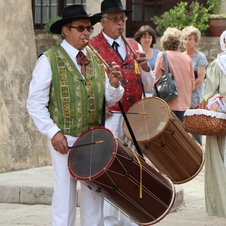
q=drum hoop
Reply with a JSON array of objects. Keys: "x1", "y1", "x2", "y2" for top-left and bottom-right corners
[
  {"x1": 123, "y1": 97, "x2": 171, "y2": 142},
  {"x1": 68, "y1": 126, "x2": 117, "y2": 181},
  {"x1": 148, "y1": 97, "x2": 171, "y2": 140}
]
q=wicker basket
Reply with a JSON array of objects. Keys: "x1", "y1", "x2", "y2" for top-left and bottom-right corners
[{"x1": 184, "y1": 109, "x2": 226, "y2": 136}]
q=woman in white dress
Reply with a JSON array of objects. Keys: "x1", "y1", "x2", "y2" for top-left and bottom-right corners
[{"x1": 203, "y1": 30, "x2": 226, "y2": 217}]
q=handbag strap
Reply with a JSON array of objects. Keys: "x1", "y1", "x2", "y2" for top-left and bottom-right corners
[
  {"x1": 154, "y1": 51, "x2": 169, "y2": 97},
  {"x1": 162, "y1": 51, "x2": 170, "y2": 74}
]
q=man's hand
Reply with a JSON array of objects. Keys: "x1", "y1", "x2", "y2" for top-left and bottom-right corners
[
  {"x1": 51, "y1": 131, "x2": 68, "y2": 154},
  {"x1": 135, "y1": 50, "x2": 150, "y2": 72},
  {"x1": 106, "y1": 108, "x2": 113, "y2": 119},
  {"x1": 106, "y1": 62, "x2": 122, "y2": 88}
]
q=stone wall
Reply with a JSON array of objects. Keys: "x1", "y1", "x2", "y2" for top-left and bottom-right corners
[
  {"x1": 156, "y1": 36, "x2": 221, "y2": 63},
  {"x1": 0, "y1": 0, "x2": 51, "y2": 173},
  {"x1": 35, "y1": 31, "x2": 221, "y2": 64}
]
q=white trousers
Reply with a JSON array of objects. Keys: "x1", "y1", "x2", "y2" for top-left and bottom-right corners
[
  {"x1": 104, "y1": 114, "x2": 138, "y2": 226},
  {"x1": 49, "y1": 135, "x2": 103, "y2": 226},
  {"x1": 80, "y1": 184, "x2": 104, "y2": 226}
]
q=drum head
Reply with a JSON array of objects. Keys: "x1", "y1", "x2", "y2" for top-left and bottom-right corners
[
  {"x1": 68, "y1": 127, "x2": 116, "y2": 180},
  {"x1": 123, "y1": 97, "x2": 170, "y2": 142}
]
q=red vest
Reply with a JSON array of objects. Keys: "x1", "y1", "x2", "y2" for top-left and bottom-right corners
[{"x1": 90, "y1": 32, "x2": 142, "y2": 112}]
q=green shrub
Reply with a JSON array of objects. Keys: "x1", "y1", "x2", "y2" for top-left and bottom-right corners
[
  {"x1": 207, "y1": 0, "x2": 223, "y2": 14},
  {"x1": 152, "y1": 1, "x2": 209, "y2": 36},
  {"x1": 209, "y1": 13, "x2": 226, "y2": 18},
  {"x1": 44, "y1": 16, "x2": 61, "y2": 33}
]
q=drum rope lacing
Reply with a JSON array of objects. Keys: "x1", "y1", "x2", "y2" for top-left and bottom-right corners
[
  {"x1": 142, "y1": 112, "x2": 203, "y2": 183},
  {"x1": 144, "y1": 123, "x2": 198, "y2": 180},
  {"x1": 139, "y1": 98, "x2": 202, "y2": 176},
  {"x1": 88, "y1": 175, "x2": 157, "y2": 221},
  {"x1": 115, "y1": 138, "x2": 144, "y2": 198},
  {"x1": 88, "y1": 142, "x2": 173, "y2": 204},
  {"x1": 69, "y1": 127, "x2": 175, "y2": 224}
]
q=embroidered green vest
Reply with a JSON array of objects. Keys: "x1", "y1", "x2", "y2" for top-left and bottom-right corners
[{"x1": 45, "y1": 45, "x2": 105, "y2": 137}]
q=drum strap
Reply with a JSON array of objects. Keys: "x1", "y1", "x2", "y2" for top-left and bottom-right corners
[
  {"x1": 101, "y1": 97, "x2": 106, "y2": 126},
  {"x1": 142, "y1": 83, "x2": 146, "y2": 98},
  {"x1": 118, "y1": 101, "x2": 144, "y2": 159}
]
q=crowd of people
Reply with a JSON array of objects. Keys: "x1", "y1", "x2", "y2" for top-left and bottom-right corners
[{"x1": 26, "y1": 0, "x2": 226, "y2": 225}]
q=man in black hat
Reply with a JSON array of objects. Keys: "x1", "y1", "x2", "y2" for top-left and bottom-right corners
[
  {"x1": 27, "y1": 4, "x2": 124, "y2": 226},
  {"x1": 90, "y1": 0, "x2": 155, "y2": 225}
]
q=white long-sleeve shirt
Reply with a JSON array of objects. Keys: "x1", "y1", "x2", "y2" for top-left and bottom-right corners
[{"x1": 27, "y1": 40, "x2": 124, "y2": 141}]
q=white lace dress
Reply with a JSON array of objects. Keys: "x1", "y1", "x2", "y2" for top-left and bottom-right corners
[{"x1": 203, "y1": 59, "x2": 226, "y2": 217}]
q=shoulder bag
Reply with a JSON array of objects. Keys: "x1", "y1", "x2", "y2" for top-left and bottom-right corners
[{"x1": 153, "y1": 52, "x2": 178, "y2": 102}]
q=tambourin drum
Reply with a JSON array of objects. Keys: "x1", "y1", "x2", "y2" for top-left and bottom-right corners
[
  {"x1": 123, "y1": 97, "x2": 205, "y2": 184},
  {"x1": 68, "y1": 126, "x2": 175, "y2": 225}
]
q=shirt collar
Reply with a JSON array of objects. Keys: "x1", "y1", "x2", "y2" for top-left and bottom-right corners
[
  {"x1": 102, "y1": 30, "x2": 123, "y2": 47},
  {"x1": 60, "y1": 39, "x2": 87, "y2": 59}
]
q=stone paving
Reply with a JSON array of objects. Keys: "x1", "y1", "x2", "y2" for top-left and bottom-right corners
[
  {"x1": 0, "y1": 164, "x2": 226, "y2": 225},
  {"x1": 0, "y1": 134, "x2": 226, "y2": 225}
]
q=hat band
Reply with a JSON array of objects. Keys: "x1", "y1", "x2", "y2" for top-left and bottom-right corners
[{"x1": 102, "y1": 6, "x2": 125, "y2": 13}]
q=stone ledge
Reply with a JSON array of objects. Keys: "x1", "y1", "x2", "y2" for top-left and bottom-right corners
[{"x1": 0, "y1": 185, "x2": 81, "y2": 207}]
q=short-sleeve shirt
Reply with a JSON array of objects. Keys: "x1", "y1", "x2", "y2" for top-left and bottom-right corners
[
  {"x1": 191, "y1": 52, "x2": 208, "y2": 108},
  {"x1": 148, "y1": 48, "x2": 160, "y2": 70}
]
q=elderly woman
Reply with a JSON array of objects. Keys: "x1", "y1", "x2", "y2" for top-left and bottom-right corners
[
  {"x1": 134, "y1": 25, "x2": 160, "y2": 70},
  {"x1": 154, "y1": 27, "x2": 195, "y2": 122},
  {"x1": 181, "y1": 26, "x2": 208, "y2": 145}
]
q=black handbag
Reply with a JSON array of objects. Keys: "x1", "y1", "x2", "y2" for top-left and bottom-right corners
[{"x1": 153, "y1": 52, "x2": 178, "y2": 102}]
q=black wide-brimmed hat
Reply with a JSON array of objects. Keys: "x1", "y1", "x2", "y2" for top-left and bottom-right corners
[
  {"x1": 50, "y1": 4, "x2": 99, "y2": 34},
  {"x1": 93, "y1": 0, "x2": 133, "y2": 21}
]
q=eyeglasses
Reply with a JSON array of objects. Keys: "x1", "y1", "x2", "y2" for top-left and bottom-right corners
[
  {"x1": 103, "y1": 16, "x2": 128, "y2": 23},
  {"x1": 70, "y1": 25, "x2": 94, "y2": 33}
]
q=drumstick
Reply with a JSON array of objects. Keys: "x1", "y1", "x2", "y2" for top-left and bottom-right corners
[
  {"x1": 68, "y1": 140, "x2": 103, "y2": 149},
  {"x1": 109, "y1": 109, "x2": 147, "y2": 115},
  {"x1": 84, "y1": 39, "x2": 111, "y2": 69},
  {"x1": 111, "y1": 111, "x2": 147, "y2": 115},
  {"x1": 116, "y1": 137, "x2": 128, "y2": 146}
]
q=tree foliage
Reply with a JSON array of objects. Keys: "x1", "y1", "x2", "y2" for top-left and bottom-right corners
[{"x1": 152, "y1": 1, "x2": 209, "y2": 36}]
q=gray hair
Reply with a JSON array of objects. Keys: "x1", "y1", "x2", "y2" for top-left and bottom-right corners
[
  {"x1": 160, "y1": 27, "x2": 182, "y2": 51},
  {"x1": 61, "y1": 22, "x2": 72, "y2": 39}
]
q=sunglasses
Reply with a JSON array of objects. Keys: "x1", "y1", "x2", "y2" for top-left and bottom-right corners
[{"x1": 70, "y1": 25, "x2": 94, "y2": 33}]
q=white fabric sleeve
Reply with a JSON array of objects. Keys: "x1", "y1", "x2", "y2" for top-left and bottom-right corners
[
  {"x1": 105, "y1": 76, "x2": 124, "y2": 107},
  {"x1": 26, "y1": 55, "x2": 60, "y2": 140}
]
